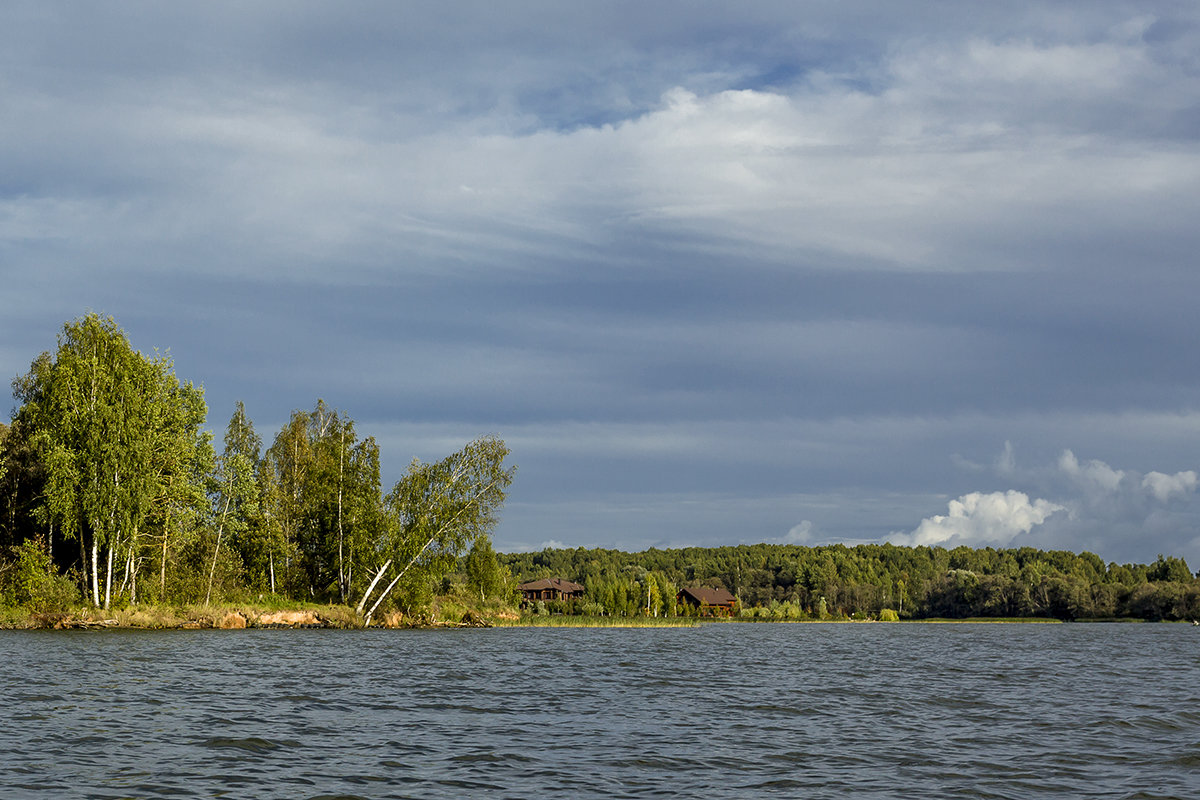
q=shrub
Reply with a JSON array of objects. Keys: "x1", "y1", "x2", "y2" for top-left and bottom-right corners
[
  {"x1": 879, "y1": 608, "x2": 900, "y2": 622},
  {"x1": 2, "y1": 540, "x2": 79, "y2": 611}
]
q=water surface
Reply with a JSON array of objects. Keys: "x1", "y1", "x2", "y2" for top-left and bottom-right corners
[{"x1": 2, "y1": 623, "x2": 1196, "y2": 799}]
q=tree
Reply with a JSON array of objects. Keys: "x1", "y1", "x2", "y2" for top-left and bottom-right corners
[
  {"x1": 259, "y1": 401, "x2": 383, "y2": 602},
  {"x1": 464, "y1": 535, "x2": 508, "y2": 601},
  {"x1": 0, "y1": 418, "x2": 45, "y2": 553},
  {"x1": 204, "y1": 402, "x2": 262, "y2": 604},
  {"x1": 11, "y1": 314, "x2": 211, "y2": 609},
  {"x1": 261, "y1": 408, "x2": 312, "y2": 596},
  {"x1": 357, "y1": 436, "x2": 514, "y2": 625},
  {"x1": 1148, "y1": 554, "x2": 1192, "y2": 583}
]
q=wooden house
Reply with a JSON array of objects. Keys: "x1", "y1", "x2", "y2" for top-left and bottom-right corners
[
  {"x1": 518, "y1": 577, "x2": 585, "y2": 603},
  {"x1": 677, "y1": 586, "x2": 737, "y2": 616}
]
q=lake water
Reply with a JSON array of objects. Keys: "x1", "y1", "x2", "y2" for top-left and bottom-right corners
[{"x1": 1, "y1": 623, "x2": 1197, "y2": 799}]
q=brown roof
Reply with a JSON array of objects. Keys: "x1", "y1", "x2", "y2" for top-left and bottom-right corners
[
  {"x1": 679, "y1": 586, "x2": 737, "y2": 605},
  {"x1": 518, "y1": 577, "x2": 585, "y2": 593}
]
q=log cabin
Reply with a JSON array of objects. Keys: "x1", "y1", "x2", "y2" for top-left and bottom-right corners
[
  {"x1": 518, "y1": 577, "x2": 585, "y2": 603},
  {"x1": 677, "y1": 586, "x2": 738, "y2": 616}
]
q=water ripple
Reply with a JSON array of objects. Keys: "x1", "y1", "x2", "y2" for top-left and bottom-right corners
[{"x1": 1, "y1": 625, "x2": 1197, "y2": 798}]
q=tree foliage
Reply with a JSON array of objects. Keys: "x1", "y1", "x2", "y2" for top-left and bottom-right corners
[
  {"x1": 358, "y1": 436, "x2": 515, "y2": 624},
  {"x1": 465, "y1": 535, "x2": 510, "y2": 601},
  {"x1": 8, "y1": 314, "x2": 211, "y2": 608},
  {"x1": 500, "y1": 542, "x2": 1200, "y2": 621}
]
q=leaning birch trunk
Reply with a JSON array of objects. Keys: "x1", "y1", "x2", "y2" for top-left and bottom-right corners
[
  {"x1": 364, "y1": 540, "x2": 437, "y2": 627},
  {"x1": 355, "y1": 559, "x2": 393, "y2": 616},
  {"x1": 362, "y1": 473, "x2": 505, "y2": 625}
]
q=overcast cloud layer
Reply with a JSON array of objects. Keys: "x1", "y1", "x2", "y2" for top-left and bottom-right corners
[{"x1": 4, "y1": 2, "x2": 1199, "y2": 567}]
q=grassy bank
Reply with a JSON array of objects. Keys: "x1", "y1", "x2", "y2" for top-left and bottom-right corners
[
  {"x1": 9, "y1": 604, "x2": 1155, "y2": 630},
  {"x1": 0, "y1": 591, "x2": 526, "y2": 630},
  {"x1": 0, "y1": 602, "x2": 361, "y2": 630}
]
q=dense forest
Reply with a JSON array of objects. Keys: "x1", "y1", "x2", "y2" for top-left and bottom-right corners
[
  {"x1": 501, "y1": 543, "x2": 1200, "y2": 622},
  {"x1": 0, "y1": 314, "x2": 515, "y2": 623}
]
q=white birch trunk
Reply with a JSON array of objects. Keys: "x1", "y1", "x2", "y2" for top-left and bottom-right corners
[
  {"x1": 361, "y1": 474, "x2": 504, "y2": 624},
  {"x1": 356, "y1": 558, "x2": 393, "y2": 616},
  {"x1": 91, "y1": 539, "x2": 100, "y2": 608},
  {"x1": 161, "y1": 533, "x2": 169, "y2": 600},
  {"x1": 103, "y1": 545, "x2": 113, "y2": 610},
  {"x1": 364, "y1": 540, "x2": 439, "y2": 626},
  {"x1": 337, "y1": 427, "x2": 345, "y2": 603},
  {"x1": 117, "y1": 545, "x2": 133, "y2": 602},
  {"x1": 205, "y1": 495, "x2": 232, "y2": 606}
]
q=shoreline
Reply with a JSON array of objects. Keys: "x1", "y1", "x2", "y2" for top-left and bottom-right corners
[
  {"x1": 12, "y1": 610, "x2": 1167, "y2": 631},
  {"x1": 0, "y1": 605, "x2": 493, "y2": 631}
]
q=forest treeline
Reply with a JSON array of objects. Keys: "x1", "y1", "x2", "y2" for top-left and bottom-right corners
[
  {"x1": 5, "y1": 315, "x2": 1198, "y2": 625},
  {"x1": 501, "y1": 543, "x2": 1200, "y2": 621},
  {"x1": 0, "y1": 314, "x2": 514, "y2": 622}
]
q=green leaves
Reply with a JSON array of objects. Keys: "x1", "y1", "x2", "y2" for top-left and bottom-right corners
[
  {"x1": 464, "y1": 535, "x2": 510, "y2": 601},
  {"x1": 260, "y1": 401, "x2": 385, "y2": 601},
  {"x1": 4, "y1": 315, "x2": 519, "y2": 618},
  {"x1": 358, "y1": 436, "x2": 515, "y2": 622},
  {"x1": 12, "y1": 314, "x2": 212, "y2": 607}
]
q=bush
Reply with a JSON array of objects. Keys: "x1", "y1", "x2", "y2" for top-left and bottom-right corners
[
  {"x1": 879, "y1": 608, "x2": 900, "y2": 622},
  {"x1": 2, "y1": 540, "x2": 79, "y2": 611}
]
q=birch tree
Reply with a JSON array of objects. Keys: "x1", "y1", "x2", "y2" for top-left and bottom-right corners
[
  {"x1": 261, "y1": 409, "x2": 311, "y2": 596},
  {"x1": 260, "y1": 401, "x2": 382, "y2": 602},
  {"x1": 357, "y1": 436, "x2": 514, "y2": 625},
  {"x1": 204, "y1": 403, "x2": 261, "y2": 604},
  {"x1": 12, "y1": 314, "x2": 210, "y2": 608}
]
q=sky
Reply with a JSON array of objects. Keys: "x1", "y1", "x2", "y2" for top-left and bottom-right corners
[{"x1": 3, "y1": 2, "x2": 1200, "y2": 567}]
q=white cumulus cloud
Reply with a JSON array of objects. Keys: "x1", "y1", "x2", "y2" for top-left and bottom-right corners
[
  {"x1": 1141, "y1": 470, "x2": 1199, "y2": 503},
  {"x1": 891, "y1": 490, "x2": 1065, "y2": 548},
  {"x1": 925, "y1": 443, "x2": 1200, "y2": 564}
]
